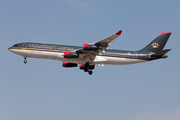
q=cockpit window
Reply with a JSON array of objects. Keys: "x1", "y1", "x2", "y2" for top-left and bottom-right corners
[{"x1": 13, "y1": 43, "x2": 23, "y2": 47}]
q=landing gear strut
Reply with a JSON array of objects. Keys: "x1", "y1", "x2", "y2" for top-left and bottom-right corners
[
  {"x1": 24, "y1": 57, "x2": 27, "y2": 64},
  {"x1": 84, "y1": 62, "x2": 94, "y2": 75}
]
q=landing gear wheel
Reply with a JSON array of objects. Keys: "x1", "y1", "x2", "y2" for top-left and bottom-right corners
[
  {"x1": 83, "y1": 62, "x2": 94, "y2": 75},
  {"x1": 24, "y1": 57, "x2": 27, "y2": 64},
  {"x1": 88, "y1": 71, "x2": 93, "y2": 75},
  {"x1": 84, "y1": 68, "x2": 88, "y2": 72},
  {"x1": 85, "y1": 62, "x2": 90, "y2": 67},
  {"x1": 24, "y1": 60, "x2": 27, "y2": 64}
]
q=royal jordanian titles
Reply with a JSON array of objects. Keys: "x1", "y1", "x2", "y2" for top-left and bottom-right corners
[{"x1": 8, "y1": 30, "x2": 171, "y2": 75}]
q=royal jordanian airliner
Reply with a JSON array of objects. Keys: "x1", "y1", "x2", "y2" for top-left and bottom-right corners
[{"x1": 8, "y1": 30, "x2": 171, "y2": 75}]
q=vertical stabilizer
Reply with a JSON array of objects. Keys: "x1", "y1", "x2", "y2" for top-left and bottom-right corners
[{"x1": 138, "y1": 32, "x2": 171, "y2": 53}]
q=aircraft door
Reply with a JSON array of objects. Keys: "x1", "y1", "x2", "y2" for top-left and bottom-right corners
[
  {"x1": 22, "y1": 43, "x2": 27, "y2": 49},
  {"x1": 133, "y1": 52, "x2": 138, "y2": 58}
]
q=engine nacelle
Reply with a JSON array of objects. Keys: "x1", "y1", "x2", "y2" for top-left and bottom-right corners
[
  {"x1": 83, "y1": 44, "x2": 99, "y2": 50},
  {"x1": 64, "y1": 52, "x2": 79, "y2": 58},
  {"x1": 63, "y1": 61, "x2": 78, "y2": 67},
  {"x1": 79, "y1": 64, "x2": 85, "y2": 70}
]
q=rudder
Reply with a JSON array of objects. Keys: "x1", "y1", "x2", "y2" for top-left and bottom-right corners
[{"x1": 138, "y1": 32, "x2": 171, "y2": 53}]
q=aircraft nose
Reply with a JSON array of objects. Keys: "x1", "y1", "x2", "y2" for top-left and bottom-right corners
[{"x1": 8, "y1": 47, "x2": 13, "y2": 52}]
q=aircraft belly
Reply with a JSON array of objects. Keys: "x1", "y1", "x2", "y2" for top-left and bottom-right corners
[
  {"x1": 10, "y1": 49, "x2": 147, "y2": 65},
  {"x1": 104, "y1": 56, "x2": 147, "y2": 65},
  {"x1": 93, "y1": 56, "x2": 108, "y2": 64}
]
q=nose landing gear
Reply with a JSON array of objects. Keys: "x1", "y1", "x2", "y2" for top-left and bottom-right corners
[{"x1": 24, "y1": 57, "x2": 27, "y2": 64}]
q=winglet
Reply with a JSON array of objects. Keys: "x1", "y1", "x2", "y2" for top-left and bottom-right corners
[{"x1": 115, "y1": 30, "x2": 122, "y2": 35}]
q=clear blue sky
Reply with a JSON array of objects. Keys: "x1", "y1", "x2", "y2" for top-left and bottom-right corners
[{"x1": 1, "y1": 0, "x2": 180, "y2": 120}]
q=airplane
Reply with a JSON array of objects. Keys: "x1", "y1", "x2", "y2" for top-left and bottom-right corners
[{"x1": 8, "y1": 30, "x2": 171, "y2": 75}]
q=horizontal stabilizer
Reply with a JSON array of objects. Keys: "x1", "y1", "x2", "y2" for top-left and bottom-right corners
[{"x1": 150, "y1": 49, "x2": 171, "y2": 58}]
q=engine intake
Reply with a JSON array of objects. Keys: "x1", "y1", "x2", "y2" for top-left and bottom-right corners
[{"x1": 64, "y1": 52, "x2": 79, "y2": 58}]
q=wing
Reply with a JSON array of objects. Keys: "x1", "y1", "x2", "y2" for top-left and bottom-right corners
[
  {"x1": 76, "y1": 30, "x2": 122, "y2": 55},
  {"x1": 95, "y1": 30, "x2": 122, "y2": 50}
]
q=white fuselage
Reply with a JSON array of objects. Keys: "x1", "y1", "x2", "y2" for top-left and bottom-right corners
[{"x1": 9, "y1": 48, "x2": 147, "y2": 65}]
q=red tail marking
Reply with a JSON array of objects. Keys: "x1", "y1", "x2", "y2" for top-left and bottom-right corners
[{"x1": 156, "y1": 32, "x2": 169, "y2": 38}]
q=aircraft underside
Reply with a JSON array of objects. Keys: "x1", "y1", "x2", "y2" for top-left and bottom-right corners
[{"x1": 9, "y1": 49, "x2": 147, "y2": 75}]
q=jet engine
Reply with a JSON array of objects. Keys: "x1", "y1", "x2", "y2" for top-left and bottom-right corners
[
  {"x1": 63, "y1": 61, "x2": 78, "y2": 67},
  {"x1": 79, "y1": 64, "x2": 85, "y2": 70},
  {"x1": 64, "y1": 52, "x2": 79, "y2": 58},
  {"x1": 83, "y1": 44, "x2": 99, "y2": 50}
]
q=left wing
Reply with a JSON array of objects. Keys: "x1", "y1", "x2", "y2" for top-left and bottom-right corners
[{"x1": 76, "y1": 30, "x2": 122, "y2": 55}]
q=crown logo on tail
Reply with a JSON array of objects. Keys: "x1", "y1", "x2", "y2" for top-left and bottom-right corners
[{"x1": 151, "y1": 42, "x2": 159, "y2": 48}]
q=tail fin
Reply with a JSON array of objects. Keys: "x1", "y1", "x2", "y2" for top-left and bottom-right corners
[{"x1": 138, "y1": 32, "x2": 171, "y2": 53}]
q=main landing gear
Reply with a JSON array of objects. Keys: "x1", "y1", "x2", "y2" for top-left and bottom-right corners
[
  {"x1": 84, "y1": 62, "x2": 94, "y2": 75},
  {"x1": 24, "y1": 57, "x2": 27, "y2": 64}
]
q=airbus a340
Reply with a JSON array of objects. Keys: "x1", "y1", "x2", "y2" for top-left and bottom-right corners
[{"x1": 8, "y1": 30, "x2": 171, "y2": 75}]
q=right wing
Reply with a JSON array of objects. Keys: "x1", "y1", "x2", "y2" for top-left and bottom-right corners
[
  {"x1": 95, "y1": 30, "x2": 122, "y2": 50},
  {"x1": 76, "y1": 30, "x2": 122, "y2": 55},
  {"x1": 74, "y1": 30, "x2": 122, "y2": 63}
]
